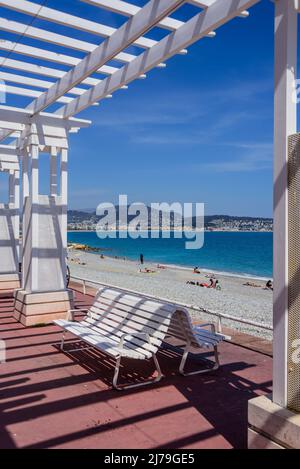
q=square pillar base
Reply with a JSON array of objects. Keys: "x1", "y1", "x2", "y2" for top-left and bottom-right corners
[
  {"x1": 0, "y1": 273, "x2": 20, "y2": 298},
  {"x1": 13, "y1": 289, "x2": 74, "y2": 326},
  {"x1": 248, "y1": 394, "x2": 300, "y2": 449}
]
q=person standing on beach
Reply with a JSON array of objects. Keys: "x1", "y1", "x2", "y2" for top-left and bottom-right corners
[{"x1": 140, "y1": 253, "x2": 144, "y2": 265}]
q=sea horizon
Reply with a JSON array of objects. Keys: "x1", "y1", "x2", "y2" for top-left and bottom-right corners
[{"x1": 68, "y1": 230, "x2": 273, "y2": 280}]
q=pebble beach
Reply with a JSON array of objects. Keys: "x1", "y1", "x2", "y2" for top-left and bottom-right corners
[{"x1": 68, "y1": 249, "x2": 273, "y2": 340}]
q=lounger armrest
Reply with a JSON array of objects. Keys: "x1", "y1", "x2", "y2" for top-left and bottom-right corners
[
  {"x1": 118, "y1": 332, "x2": 151, "y2": 350},
  {"x1": 195, "y1": 322, "x2": 216, "y2": 333},
  {"x1": 66, "y1": 308, "x2": 89, "y2": 321}
]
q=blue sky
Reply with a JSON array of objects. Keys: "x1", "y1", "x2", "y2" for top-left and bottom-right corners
[{"x1": 0, "y1": 1, "x2": 278, "y2": 216}]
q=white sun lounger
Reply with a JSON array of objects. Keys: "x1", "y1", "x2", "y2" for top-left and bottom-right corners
[{"x1": 54, "y1": 286, "x2": 227, "y2": 390}]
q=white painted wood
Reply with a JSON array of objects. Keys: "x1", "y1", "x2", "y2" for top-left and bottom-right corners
[
  {"x1": 3, "y1": 82, "x2": 101, "y2": 106},
  {"x1": 60, "y1": 147, "x2": 68, "y2": 258},
  {"x1": 0, "y1": 57, "x2": 129, "y2": 91},
  {"x1": 26, "y1": 0, "x2": 186, "y2": 115},
  {"x1": 13, "y1": 169, "x2": 20, "y2": 260},
  {"x1": 0, "y1": 120, "x2": 24, "y2": 131},
  {"x1": 0, "y1": 0, "x2": 167, "y2": 50},
  {"x1": 0, "y1": 145, "x2": 17, "y2": 155},
  {"x1": 0, "y1": 161, "x2": 19, "y2": 171},
  {"x1": 0, "y1": 17, "x2": 160, "y2": 66},
  {"x1": 0, "y1": 154, "x2": 18, "y2": 163},
  {"x1": 190, "y1": 0, "x2": 249, "y2": 17},
  {"x1": 273, "y1": 0, "x2": 298, "y2": 408},
  {"x1": 80, "y1": 0, "x2": 215, "y2": 37},
  {"x1": 58, "y1": 0, "x2": 261, "y2": 117},
  {"x1": 0, "y1": 40, "x2": 120, "y2": 77},
  {"x1": 50, "y1": 147, "x2": 57, "y2": 197},
  {"x1": 0, "y1": 71, "x2": 98, "y2": 99},
  {"x1": 0, "y1": 105, "x2": 91, "y2": 128}
]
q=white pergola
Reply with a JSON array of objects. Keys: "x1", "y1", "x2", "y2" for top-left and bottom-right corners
[{"x1": 0, "y1": 0, "x2": 299, "y2": 448}]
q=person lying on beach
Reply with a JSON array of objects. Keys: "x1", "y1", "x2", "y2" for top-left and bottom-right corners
[
  {"x1": 193, "y1": 266, "x2": 201, "y2": 274},
  {"x1": 157, "y1": 264, "x2": 166, "y2": 269},
  {"x1": 243, "y1": 282, "x2": 261, "y2": 288},
  {"x1": 139, "y1": 268, "x2": 156, "y2": 274},
  {"x1": 199, "y1": 278, "x2": 219, "y2": 288}
]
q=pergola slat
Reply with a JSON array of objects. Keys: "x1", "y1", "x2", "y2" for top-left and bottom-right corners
[
  {"x1": 0, "y1": 40, "x2": 123, "y2": 77},
  {"x1": 57, "y1": 0, "x2": 260, "y2": 118},
  {"x1": 80, "y1": 0, "x2": 215, "y2": 37},
  {"x1": 0, "y1": 105, "x2": 91, "y2": 127},
  {"x1": 3, "y1": 84, "x2": 102, "y2": 105},
  {"x1": 0, "y1": 0, "x2": 186, "y2": 51},
  {"x1": 0, "y1": 57, "x2": 129, "y2": 89},
  {"x1": 26, "y1": 0, "x2": 187, "y2": 115},
  {"x1": 0, "y1": 71, "x2": 91, "y2": 96},
  {"x1": 0, "y1": 17, "x2": 167, "y2": 68},
  {"x1": 189, "y1": 0, "x2": 249, "y2": 17}
]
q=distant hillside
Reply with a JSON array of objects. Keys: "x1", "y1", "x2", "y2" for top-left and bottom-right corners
[{"x1": 68, "y1": 209, "x2": 273, "y2": 230}]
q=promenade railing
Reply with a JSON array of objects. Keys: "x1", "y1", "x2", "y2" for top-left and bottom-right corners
[{"x1": 70, "y1": 274, "x2": 273, "y2": 337}]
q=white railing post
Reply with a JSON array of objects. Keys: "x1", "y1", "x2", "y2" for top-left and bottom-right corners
[{"x1": 217, "y1": 316, "x2": 222, "y2": 333}]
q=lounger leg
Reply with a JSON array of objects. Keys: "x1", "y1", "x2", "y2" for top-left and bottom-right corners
[
  {"x1": 113, "y1": 354, "x2": 163, "y2": 391},
  {"x1": 113, "y1": 356, "x2": 121, "y2": 390},
  {"x1": 60, "y1": 332, "x2": 66, "y2": 351},
  {"x1": 179, "y1": 345, "x2": 220, "y2": 376}
]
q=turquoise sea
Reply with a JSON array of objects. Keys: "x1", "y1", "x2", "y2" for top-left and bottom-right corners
[{"x1": 68, "y1": 231, "x2": 273, "y2": 280}]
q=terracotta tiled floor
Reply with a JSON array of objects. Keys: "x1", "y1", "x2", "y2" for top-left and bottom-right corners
[{"x1": 0, "y1": 291, "x2": 272, "y2": 449}]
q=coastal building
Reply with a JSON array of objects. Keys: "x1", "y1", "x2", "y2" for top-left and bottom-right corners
[{"x1": 0, "y1": 0, "x2": 299, "y2": 451}]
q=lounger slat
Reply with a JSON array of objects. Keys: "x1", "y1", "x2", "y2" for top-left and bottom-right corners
[
  {"x1": 55, "y1": 320, "x2": 150, "y2": 359},
  {"x1": 86, "y1": 311, "x2": 166, "y2": 343},
  {"x1": 92, "y1": 296, "x2": 173, "y2": 324},
  {"x1": 84, "y1": 313, "x2": 163, "y2": 345},
  {"x1": 95, "y1": 288, "x2": 175, "y2": 313},
  {"x1": 82, "y1": 320, "x2": 162, "y2": 353},
  {"x1": 82, "y1": 317, "x2": 159, "y2": 355},
  {"x1": 89, "y1": 303, "x2": 171, "y2": 333}
]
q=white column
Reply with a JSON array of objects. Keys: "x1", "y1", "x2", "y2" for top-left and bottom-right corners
[
  {"x1": 21, "y1": 148, "x2": 29, "y2": 289},
  {"x1": 60, "y1": 147, "x2": 68, "y2": 282},
  {"x1": 8, "y1": 171, "x2": 14, "y2": 204},
  {"x1": 50, "y1": 147, "x2": 58, "y2": 196},
  {"x1": 273, "y1": 0, "x2": 298, "y2": 407},
  {"x1": 24, "y1": 143, "x2": 39, "y2": 293},
  {"x1": 22, "y1": 148, "x2": 30, "y2": 201},
  {"x1": 13, "y1": 169, "x2": 20, "y2": 260}
]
